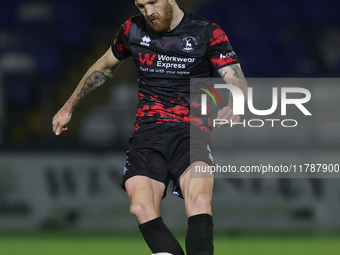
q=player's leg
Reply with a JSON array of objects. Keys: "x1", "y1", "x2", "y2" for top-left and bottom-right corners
[
  {"x1": 125, "y1": 175, "x2": 164, "y2": 224},
  {"x1": 125, "y1": 175, "x2": 184, "y2": 255},
  {"x1": 179, "y1": 161, "x2": 214, "y2": 255}
]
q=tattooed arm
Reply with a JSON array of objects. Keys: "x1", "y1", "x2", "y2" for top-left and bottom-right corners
[
  {"x1": 52, "y1": 48, "x2": 121, "y2": 135},
  {"x1": 216, "y1": 63, "x2": 248, "y2": 127},
  {"x1": 217, "y1": 63, "x2": 248, "y2": 107}
]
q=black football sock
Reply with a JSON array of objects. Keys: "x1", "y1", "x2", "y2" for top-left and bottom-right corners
[
  {"x1": 186, "y1": 213, "x2": 214, "y2": 255},
  {"x1": 139, "y1": 217, "x2": 184, "y2": 255}
]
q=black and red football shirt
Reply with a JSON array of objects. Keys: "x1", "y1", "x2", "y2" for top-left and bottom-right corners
[{"x1": 111, "y1": 11, "x2": 239, "y2": 132}]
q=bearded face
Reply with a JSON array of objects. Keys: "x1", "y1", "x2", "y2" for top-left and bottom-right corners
[{"x1": 135, "y1": 0, "x2": 174, "y2": 32}]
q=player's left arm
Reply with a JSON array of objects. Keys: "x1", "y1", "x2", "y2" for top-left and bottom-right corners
[{"x1": 216, "y1": 63, "x2": 248, "y2": 127}]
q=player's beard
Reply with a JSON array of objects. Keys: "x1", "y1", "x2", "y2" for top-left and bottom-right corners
[{"x1": 146, "y1": 2, "x2": 173, "y2": 32}]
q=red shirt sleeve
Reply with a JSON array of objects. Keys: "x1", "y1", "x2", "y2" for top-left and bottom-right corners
[
  {"x1": 111, "y1": 18, "x2": 132, "y2": 60},
  {"x1": 206, "y1": 23, "x2": 239, "y2": 69}
]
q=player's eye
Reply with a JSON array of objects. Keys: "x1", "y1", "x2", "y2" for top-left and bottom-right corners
[{"x1": 136, "y1": 3, "x2": 144, "y2": 9}]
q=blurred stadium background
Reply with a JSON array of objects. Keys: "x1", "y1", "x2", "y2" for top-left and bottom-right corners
[{"x1": 0, "y1": 0, "x2": 340, "y2": 254}]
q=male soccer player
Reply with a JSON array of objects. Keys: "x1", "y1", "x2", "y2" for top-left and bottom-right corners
[{"x1": 52, "y1": 0, "x2": 247, "y2": 254}]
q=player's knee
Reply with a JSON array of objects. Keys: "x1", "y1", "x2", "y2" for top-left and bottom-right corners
[
  {"x1": 130, "y1": 203, "x2": 145, "y2": 217},
  {"x1": 194, "y1": 193, "x2": 211, "y2": 207},
  {"x1": 187, "y1": 193, "x2": 212, "y2": 213},
  {"x1": 130, "y1": 202, "x2": 157, "y2": 220}
]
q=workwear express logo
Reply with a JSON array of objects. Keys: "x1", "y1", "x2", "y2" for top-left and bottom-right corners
[{"x1": 193, "y1": 78, "x2": 312, "y2": 128}]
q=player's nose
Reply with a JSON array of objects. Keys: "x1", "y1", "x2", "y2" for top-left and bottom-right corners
[{"x1": 145, "y1": 6, "x2": 155, "y2": 17}]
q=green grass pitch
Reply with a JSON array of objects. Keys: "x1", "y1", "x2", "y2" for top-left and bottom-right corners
[{"x1": 1, "y1": 231, "x2": 340, "y2": 255}]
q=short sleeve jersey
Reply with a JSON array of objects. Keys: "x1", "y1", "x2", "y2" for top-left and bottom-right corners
[{"x1": 111, "y1": 11, "x2": 239, "y2": 132}]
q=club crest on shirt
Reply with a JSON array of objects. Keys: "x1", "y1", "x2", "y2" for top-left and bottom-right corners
[
  {"x1": 181, "y1": 36, "x2": 198, "y2": 52},
  {"x1": 140, "y1": 35, "x2": 151, "y2": 47}
]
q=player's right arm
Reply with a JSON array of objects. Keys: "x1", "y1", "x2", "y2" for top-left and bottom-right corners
[{"x1": 52, "y1": 49, "x2": 121, "y2": 135}]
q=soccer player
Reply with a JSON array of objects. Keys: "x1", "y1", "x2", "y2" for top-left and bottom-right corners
[{"x1": 52, "y1": 0, "x2": 247, "y2": 254}]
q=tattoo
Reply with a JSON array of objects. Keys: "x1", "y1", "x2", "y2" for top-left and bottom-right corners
[
  {"x1": 229, "y1": 64, "x2": 245, "y2": 79},
  {"x1": 217, "y1": 64, "x2": 247, "y2": 107},
  {"x1": 73, "y1": 70, "x2": 109, "y2": 108},
  {"x1": 217, "y1": 64, "x2": 245, "y2": 79},
  {"x1": 217, "y1": 68, "x2": 227, "y2": 79}
]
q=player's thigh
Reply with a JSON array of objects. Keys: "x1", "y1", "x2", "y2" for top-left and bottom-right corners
[
  {"x1": 179, "y1": 161, "x2": 214, "y2": 215},
  {"x1": 125, "y1": 175, "x2": 165, "y2": 210}
]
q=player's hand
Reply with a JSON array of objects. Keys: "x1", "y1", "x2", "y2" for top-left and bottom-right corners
[
  {"x1": 52, "y1": 106, "x2": 72, "y2": 135},
  {"x1": 216, "y1": 106, "x2": 240, "y2": 127}
]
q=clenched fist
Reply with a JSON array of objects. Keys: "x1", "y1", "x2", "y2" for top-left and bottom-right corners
[{"x1": 52, "y1": 106, "x2": 72, "y2": 135}]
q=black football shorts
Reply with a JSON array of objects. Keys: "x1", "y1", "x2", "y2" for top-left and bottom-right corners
[{"x1": 121, "y1": 122, "x2": 214, "y2": 198}]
